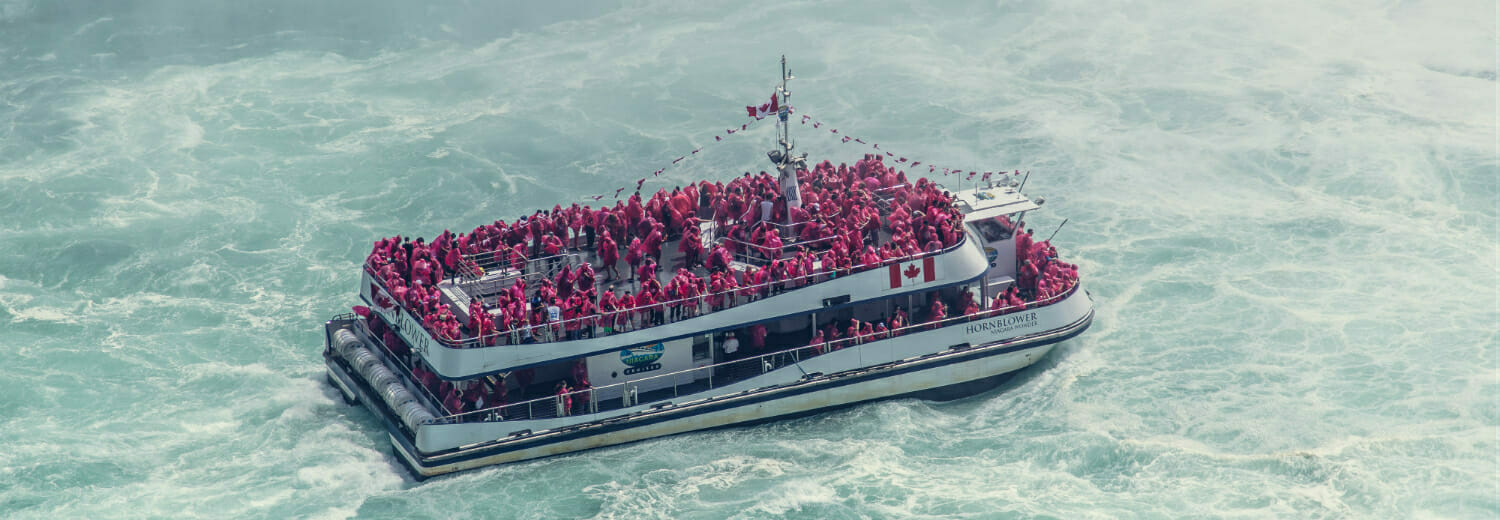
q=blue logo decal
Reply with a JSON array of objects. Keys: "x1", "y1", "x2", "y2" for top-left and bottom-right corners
[
  {"x1": 620, "y1": 343, "x2": 665, "y2": 367},
  {"x1": 985, "y1": 247, "x2": 998, "y2": 264}
]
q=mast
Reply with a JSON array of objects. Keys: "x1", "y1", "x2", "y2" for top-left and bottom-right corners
[
  {"x1": 770, "y1": 54, "x2": 804, "y2": 222},
  {"x1": 777, "y1": 55, "x2": 793, "y2": 161}
]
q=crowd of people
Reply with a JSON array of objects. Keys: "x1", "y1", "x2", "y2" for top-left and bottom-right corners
[
  {"x1": 362, "y1": 153, "x2": 1094, "y2": 357},
  {"x1": 361, "y1": 154, "x2": 986, "y2": 348},
  {"x1": 1011, "y1": 225, "x2": 1080, "y2": 303}
]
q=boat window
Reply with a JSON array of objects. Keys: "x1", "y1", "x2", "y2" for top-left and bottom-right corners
[
  {"x1": 692, "y1": 334, "x2": 711, "y2": 361},
  {"x1": 973, "y1": 219, "x2": 1013, "y2": 242}
]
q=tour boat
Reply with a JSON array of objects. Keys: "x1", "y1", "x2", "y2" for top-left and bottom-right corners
[{"x1": 322, "y1": 58, "x2": 1094, "y2": 479}]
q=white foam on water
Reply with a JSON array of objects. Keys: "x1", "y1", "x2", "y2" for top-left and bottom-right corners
[{"x1": 0, "y1": 0, "x2": 1494, "y2": 518}]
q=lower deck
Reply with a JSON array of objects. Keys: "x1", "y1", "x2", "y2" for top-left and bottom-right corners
[
  {"x1": 326, "y1": 282, "x2": 1094, "y2": 476},
  {"x1": 327, "y1": 289, "x2": 1093, "y2": 479}
]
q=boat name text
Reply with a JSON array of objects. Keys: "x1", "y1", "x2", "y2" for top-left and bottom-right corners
[{"x1": 965, "y1": 312, "x2": 1039, "y2": 336}]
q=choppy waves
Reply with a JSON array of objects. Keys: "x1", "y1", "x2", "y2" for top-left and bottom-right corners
[{"x1": 0, "y1": 0, "x2": 1494, "y2": 518}]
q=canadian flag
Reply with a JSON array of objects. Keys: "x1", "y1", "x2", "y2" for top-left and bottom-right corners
[
  {"x1": 370, "y1": 282, "x2": 396, "y2": 310},
  {"x1": 746, "y1": 92, "x2": 779, "y2": 120},
  {"x1": 888, "y1": 257, "x2": 936, "y2": 289}
]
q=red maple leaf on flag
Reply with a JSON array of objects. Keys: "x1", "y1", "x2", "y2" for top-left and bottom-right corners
[
  {"x1": 903, "y1": 264, "x2": 921, "y2": 280},
  {"x1": 371, "y1": 283, "x2": 394, "y2": 309}
]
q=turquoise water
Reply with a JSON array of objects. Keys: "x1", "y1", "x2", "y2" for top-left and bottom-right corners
[{"x1": 1, "y1": 0, "x2": 1495, "y2": 518}]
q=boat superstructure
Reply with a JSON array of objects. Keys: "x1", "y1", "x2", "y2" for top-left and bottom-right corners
[{"x1": 322, "y1": 58, "x2": 1093, "y2": 479}]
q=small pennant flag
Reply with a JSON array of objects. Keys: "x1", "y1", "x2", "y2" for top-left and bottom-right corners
[
  {"x1": 854, "y1": 138, "x2": 866, "y2": 144},
  {"x1": 691, "y1": 148, "x2": 701, "y2": 155},
  {"x1": 636, "y1": 179, "x2": 646, "y2": 189},
  {"x1": 715, "y1": 136, "x2": 722, "y2": 142},
  {"x1": 872, "y1": 143, "x2": 880, "y2": 149},
  {"x1": 911, "y1": 161, "x2": 921, "y2": 167},
  {"x1": 813, "y1": 122, "x2": 821, "y2": 128},
  {"x1": 672, "y1": 157, "x2": 684, "y2": 164},
  {"x1": 898, "y1": 157, "x2": 907, "y2": 163},
  {"x1": 615, "y1": 187, "x2": 625, "y2": 197},
  {"x1": 593, "y1": 195, "x2": 604, "y2": 200},
  {"x1": 885, "y1": 151, "x2": 894, "y2": 157},
  {"x1": 741, "y1": 124, "x2": 748, "y2": 130},
  {"x1": 982, "y1": 172, "x2": 993, "y2": 180},
  {"x1": 654, "y1": 168, "x2": 664, "y2": 176},
  {"x1": 929, "y1": 166, "x2": 936, "y2": 172},
  {"x1": 841, "y1": 136, "x2": 852, "y2": 143},
  {"x1": 726, "y1": 128, "x2": 736, "y2": 134},
  {"x1": 830, "y1": 129, "x2": 838, "y2": 133},
  {"x1": 967, "y1": 171, "x2": 977, "y2": 180}
]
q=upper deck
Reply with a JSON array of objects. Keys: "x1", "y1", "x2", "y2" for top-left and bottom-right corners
[{"x1": 359, "y1": 156, "x2": 1048, "y2": 379}]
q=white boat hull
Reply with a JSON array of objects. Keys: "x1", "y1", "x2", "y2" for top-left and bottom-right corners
[{"x1": 327, "y1": 289, "x2": 1092, "y2": 479}]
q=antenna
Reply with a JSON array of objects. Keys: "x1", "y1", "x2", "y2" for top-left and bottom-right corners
[{"x1": 1046, "y1": 218, "x2": 1069, "y2": 242}]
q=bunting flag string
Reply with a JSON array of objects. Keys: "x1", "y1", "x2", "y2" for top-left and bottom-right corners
[
  {"x1": 794, "y1": 113, "x2": 1025, "y2": 182},
  {"x1": 582, "y1": 107, "x2": 1022, "y2": 203},
  {"x1": 580, "y1": 110, "x2": 778, "y2": 202}
]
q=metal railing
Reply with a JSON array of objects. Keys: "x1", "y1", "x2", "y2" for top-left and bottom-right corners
[
  {"x1": 365, "y1": 232, "x2": 970, "y2": 349},
  {"x1": 431, "y1": 281, "x2": 1080, "y2": 425},
  {"x1": 327, "y1": 315, "x2": 454, "y2": 417},
  {"x1": 712, "y1": 234, "x2": 840, "y2": 266},
  {"x1": 433, "y1": 236, "x2": 970, "y2": 349},
  {"x1": 456, "y1": 250, "x2": 585, "y2": 285},
  {"x1": 364, "y1": 217, "x2": 970, "y2": 350}
]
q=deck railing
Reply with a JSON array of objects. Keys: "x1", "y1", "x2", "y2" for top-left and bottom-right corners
[
  {"x1": 379, "y1": 234, "x2": 970, "y2": 349},
  {"x1": 362, "y1": 217, "x2": 980, "y2": 350},
  {"x1": 455, "y1": 251, "x2": 585, "y2": 285},
  {"x1": 327, "y1": 315, "x2": 455, "y2": 417}
]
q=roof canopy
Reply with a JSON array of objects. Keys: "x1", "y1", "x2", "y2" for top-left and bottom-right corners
[{"x1": 955, "y1": 187, "x2": 1039, "y2": 222}]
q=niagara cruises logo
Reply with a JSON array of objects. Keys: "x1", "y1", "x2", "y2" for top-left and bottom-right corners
[{"x1": 620, "y1": 343, "x2": 665, "y2": 375}]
